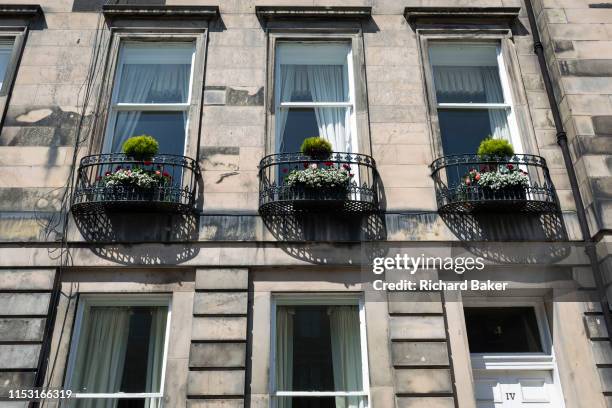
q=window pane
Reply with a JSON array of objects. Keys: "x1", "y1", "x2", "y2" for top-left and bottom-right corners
[
  {"x1": 276, "y1": 43, "x2": 350, "y2": 103},
  {"x1": 276, "y1": 396, "x2": 366, "y2": 408},
  {"x1": 70, "y1": 305, "x2": 168, "y2": 394},
  {"x1": 276, "y1": 305, "x2": 363, "y2": 393},
  {"x1": 278, "y1": 107, "x2": 350, "y2": 153},
  {"x1": 111, "y1": 111, "x2": 186, "y2": 156},
  {"x1": 0, "y1": 39, "x2": 13, "y2": 89},
  {"x1": 429, "y1": 43, "x2": 504, "y2": 104},
  {"x1": 464, "y1": 307, "x2": 544, "y2": 353},
  {"x1": 116, "y1": 42, "x2": 193, "y2": 104},
  {"x1": 67, "y1": 398, "x2": 161, "y2": 408},
  {"x1": 438, "y1": 108, "x2": 510, "y2": 156}
]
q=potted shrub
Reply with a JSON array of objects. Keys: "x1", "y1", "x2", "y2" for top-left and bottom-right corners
[
  {"x1": 122, "y1": 134, "x2": 159, "y2": 161},
  {"x1": 300, "y1": 137, "x2": 333, "y2": 160},
  {"x1": 459, "y1": 138, "x2": 529, "y2": 202},
  {"x1": 98, "y1": 135, "x2": 172, "y2": 202}
]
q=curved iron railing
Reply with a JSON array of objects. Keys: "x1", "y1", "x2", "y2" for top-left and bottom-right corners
[
  {"x1": 430, "y1": 154, "x2": 558, "y2": 213},
  {"x1": 71, "y1": 153, "x2": 200, "y2": 214},
  {"x1": 258, "y1": 152, "x2": 380, "y2": 214}
]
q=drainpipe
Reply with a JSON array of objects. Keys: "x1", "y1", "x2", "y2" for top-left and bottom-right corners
[{"x1": 524, "y1": 0, "x2": 612, "y2": 338}]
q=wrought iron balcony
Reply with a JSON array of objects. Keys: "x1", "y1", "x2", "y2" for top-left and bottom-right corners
[
  {"x1": 430, "y1": 154, "x2": 558, "y2": 213},
  {"x1": 71, "y1": 153, "x2": 200, "y2": 215},
  {"x1": 258, "y1": 152, "x2": 380, "y2": 215}
]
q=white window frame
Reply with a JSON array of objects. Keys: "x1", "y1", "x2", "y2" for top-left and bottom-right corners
[
  {"x1": 103, "y1": 41, "x2": 196, "y2": 155},
  {"x1": 274, "y1": 41, "x2": 358, "y2": 154},
  {"x1": 463, "y1": 299, "x2": 554, "y2": 371},
  {"x1": 64, "y1": 294, "x2": 172, "y2": 404},
  {"x1": 269, "y1": 294, "x2": 370, "y2": 407},
  {"x1": 428, "y1": 41, "x2": 524, "y2": 155}
]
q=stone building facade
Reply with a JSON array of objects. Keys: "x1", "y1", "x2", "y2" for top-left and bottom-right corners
[{"x1": 0, "y1": 0, "x2": 611, "y2": 407}]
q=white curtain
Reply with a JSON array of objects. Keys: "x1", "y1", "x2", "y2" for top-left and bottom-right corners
[
  {"x1": 277, "y1": 64, "x2": 351, "y2": 153},
  {"x1": 71, "y1": 307, "x2": 131, "y2": 408},
  {"x1": 145, "y1": 307, "x2": 168, "y2": 408},
  {"x1": 276, "y1": 307, "x2": 294, "y2": 408},
  {"x1": 433, "y1": 66, "x2": 511, "y2": 141},
  {"x1": 329, "y1": 306, "x2": 364, "y2": 408},
  {"x1": 111, "y1": 63, "x2": 190, "y2": 152}
]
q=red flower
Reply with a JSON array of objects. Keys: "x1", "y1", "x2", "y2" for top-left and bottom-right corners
[
  {"x1": 465, "y1": 177, "x2": 471, "y2": 185},
  {"x1": 162, "y1": 172, "x2": 170, "y2": 177},
  {"x1": 282, "y1": 168, "x2": 288, "y2": 174},
  {"x1": 143, "y1": 160, "x2": 152, "y2": 166},
  {"x1": 349, "y1": 173, "x2": 354, "y2": 177},
  {"x1": 324, "y1": 161, "x2": 333, "y2": 166},
  {"x1": 506, "y1": 164, "x2": 514, "y2": 170},
  {"x1": 342, "y1": 164, "x2": 351, "y2": 170},
  {"x1": 303, "y1": 162, "x2": 309, "y2": 169}
]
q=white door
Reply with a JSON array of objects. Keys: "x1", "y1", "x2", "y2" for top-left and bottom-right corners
[{"x1": 474, "y1": 369, "x2": 561, "y2": 407}]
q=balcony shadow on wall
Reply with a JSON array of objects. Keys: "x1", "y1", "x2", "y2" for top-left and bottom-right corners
[
  {"x1": 440, "y1": 211, "x2": 571, "y2": 264},
  {"x1": 72, "y1": 211, "x2": 199, "y2": 265}
]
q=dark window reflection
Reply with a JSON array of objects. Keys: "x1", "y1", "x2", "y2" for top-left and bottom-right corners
[{"x1": 464, "y1": 307, "x2": 544, "y2": 353}]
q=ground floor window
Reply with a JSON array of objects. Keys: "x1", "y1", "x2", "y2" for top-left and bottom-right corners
[
  {"x1": 272, "y1": 296, "x2": 369, "y2": 408},
  {"x1": 464, "y1": 303, "x2": 564, "y2": 407},
  {"x1": 65, "y1": 295, "x2": 171, "y2": 408}
]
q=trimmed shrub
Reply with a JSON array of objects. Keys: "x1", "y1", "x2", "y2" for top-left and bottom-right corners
[
  {"x1": 477, "y1": 138, "x2": 514, "y2": 158},
  {"x1": 300, "y1": 137, "x2": 333, "y2": 159},
  {"x1": 122, "y1": 135, "x2": 159, "y2": 160}
]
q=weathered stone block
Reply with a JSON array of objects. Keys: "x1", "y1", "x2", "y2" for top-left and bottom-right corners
[
  {"x1": 190, "y1": 342, "x2": 246, "y2": 368},
  {"x1": 193, "y1": 292, "x2": 248, "y2": 315},
  {"x1": 394, "y1": 369, "x2": 452, "y2": 394},
  {"x1": 0, "y1": 345, "x2": 40, "y2": 369},
  {"x1": 592, "y1": 340, "x2": 612, "y2": 365},
  {"x1": 0, "y1": 293, "x2": 50, "y2": 315},
  {"x1": 585, "y1": 315, "x2": 609, "y2": 338},
  {"x1": 0, "y1": 318, "x2": 45, "y2": 341},
  {"x1": 191, "y1": 317, "x2": 247, "y2": 341},
  {"x1": 391, "y1": 342, "x2": 449, "y2": 367},
  {"x1": 389, "y1": 316, "x2": 446, "y2": 340},
  {"x1": 396, "y1": 397, "x2": 455, "y2": 408},
  {"x1": 187, "y1": 370, "x2": 245, "y2": 396},
  {"x1": 0, "y1": 269, "x2": 54, "y2": 290},
  {"x1": 0, "y1": 372, "x2": 35, "y2": 394},
  {"x1": 187, "y1": 400, "x2": 244, "y2": 408},
  {"x1": 388, "y1": 292, "x2": 443, "y2": 314},
  {"x1": 196, "y1": 269, "x2": 248, "y2": 290}
]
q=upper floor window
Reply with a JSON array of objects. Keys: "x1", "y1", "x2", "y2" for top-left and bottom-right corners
[
  {"x1": 275, "y1": 42, "x2": 356, "y2": 154},
  {"x1": 0, "y1": 39, "x2": 14, "y2": 89},
  {"x1": 272, "y1": 299, "x2": 369, "y2": 407},
  {"x1": 428, "y1": 42, "x2": 522, "y2": 155},
  {"x1": 105, "y1": 42, "x2": 195, "y2": 156},
  {"x1": 65, "y1": 296, "x2": 170, "y2": 408}
]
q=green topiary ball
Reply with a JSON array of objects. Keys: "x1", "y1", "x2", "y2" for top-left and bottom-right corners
[
  {"x1": 122, "y1": 135, "x2": 159, "y2": 160},
  {"x1": 477, "y1": 138, "x2": 514, "y2": 158},
  {"x1": 300, "y1": 137, "x2": 333, "y2": 159}
]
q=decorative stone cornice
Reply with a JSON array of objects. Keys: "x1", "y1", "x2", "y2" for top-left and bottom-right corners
[
  {"x1": 0, "y1": 4, "x2": 41, "y2": 18},
  {"x1": 404, "y1": 7, "x2": 520, "y2": 23},
  {"x1": 255, "y1": 6, "x2": 372, "y2": 20},
  {"x1": 102, "y1": 5, "x2": 219, "y2": 19}
]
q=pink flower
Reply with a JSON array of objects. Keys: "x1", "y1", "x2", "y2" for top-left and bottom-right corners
[
  {"x1": 475, "y1": 173, "x2": 481, "y2": 181},
  {"x1": 155, "y1": 170, "x2": 161, "y2": 175},
  {"x1": 465, "y1": 178, "x2": 471, "y2": 185},
  {"x1": 105, "y1": 171, "x2": 111, "y2": 176},
  {"x1": 309, "y1": 163, "x2": 318, "y2": 169}
]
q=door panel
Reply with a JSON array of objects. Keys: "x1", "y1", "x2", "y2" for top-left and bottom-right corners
[{"x1": 474, "y1": 370, "x2": 559, "y2": 407}]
